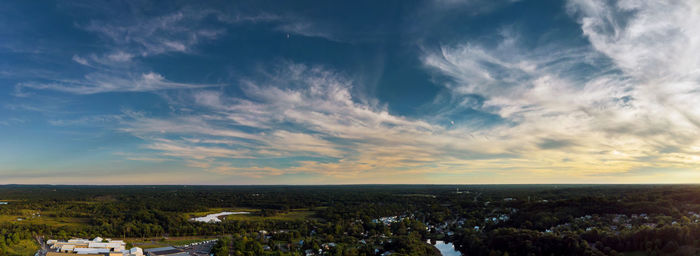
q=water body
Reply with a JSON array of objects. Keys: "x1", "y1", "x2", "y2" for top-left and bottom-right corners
[
  {"x1": 190, "y1": 211, "x2": 250, "y2": 223},
  {"x1": 427, "y1": 239, "x2": 462, "y2": 256}
]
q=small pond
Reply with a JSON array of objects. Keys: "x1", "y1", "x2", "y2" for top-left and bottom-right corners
[{"x1": 427, "y1": 239, "x2": 462, "y2": 256}]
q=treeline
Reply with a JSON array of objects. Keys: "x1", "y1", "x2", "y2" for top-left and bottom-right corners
[
  {"x1": 447, "y1": 224, "x2": 700, "y2": 255},
  {"x1": 0, "y1": 224, "x2": 40, "y2": 255},
  {"x1": 4, "y1": 185, "x2": 700, "y2": 255}
]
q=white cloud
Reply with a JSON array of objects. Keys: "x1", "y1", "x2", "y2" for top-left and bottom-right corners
[
  {"x1": 21, "y1": 0, "x2": 697, "y2": 181},
  {"x1": 72, "y1": 55, "x2": 89, "y2": 66},
  {"x1": 275, "y1": 21, "x2": 338, "y2": 41},
  {"x1": 17, "y1": 72, "x2": 218, "y2": 94},
  {"x1": 116, "y1": 61, "x2": 654, "y2": 179},
  {"x1": 48, "y1": 114, "x2": 124, "y2": 127},
  {"x1": 79, "y1": 6, "x2": 336, "y2": 58},
  {"x1": 107, "y1": 51, "x2": 134, "y2": 62},
  {"x1": 117, "y1": 64, "x2": 513, "y2": 177},
  {"x1": 16, "y1": 6, "x2": 343, "y2": 101},
  {"x1": 568, "y1": 0, "x2": 700, "y2": 81},
  {"x1": 82, "y1": 9, "x2": 225, "y2": 57},
  {"x1": 146, "y1": 139, "x2": 252, "y2": 160},
  {"x1": 120, "y1": 114, "x2": 258, "y2": 140},
  {"x1": 419, "y1": 0, "x2": 700, "y2": 177}
]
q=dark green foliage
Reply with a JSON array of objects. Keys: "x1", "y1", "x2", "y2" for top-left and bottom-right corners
[{"x1": 3, "y1": 184, "x2": 700, "y2": 255}]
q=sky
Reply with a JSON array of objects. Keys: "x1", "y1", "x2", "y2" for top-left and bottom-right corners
[{"x1": 1, "y1": 0, "x2": 700, "y2": 185}]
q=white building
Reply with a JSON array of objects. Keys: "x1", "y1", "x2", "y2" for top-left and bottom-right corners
[{"x1": 48, "y1": 237, "x2": 136, "y2": 256}]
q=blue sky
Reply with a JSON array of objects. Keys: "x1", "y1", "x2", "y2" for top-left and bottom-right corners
[{"x1": 2, "y1": 0, "x2": 700, "y2": 184}]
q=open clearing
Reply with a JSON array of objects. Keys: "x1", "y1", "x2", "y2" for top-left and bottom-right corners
[
  {"x1": 185, "y1": 208, "x2": 318, "y2": 222},
  {"x1": 126, "y1": 236, "x2": 216, "y2": 249}
]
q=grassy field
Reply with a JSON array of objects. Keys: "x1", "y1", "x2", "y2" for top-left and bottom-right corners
[
  {"x1": 126, "y1": 236, "x2": 217, "y2": 249},
  {"x1": 0, "y1": 214, "x2": 20, "y2": 222},
  {"x1": 225, "y1": 209, "x2": 317, "y2": 221},
  {"x1": 183, "y1": 207, "x2": 260, "y2": 219},
  {"x1": 25, "y1": 216, "x2": 90, "y2": 227},
  {"x1": 185, "y1": 207, "x2": 318, "y2": 222},
  {"x1": 0, "y1": 213, "x2": 89, "y2": 227}
]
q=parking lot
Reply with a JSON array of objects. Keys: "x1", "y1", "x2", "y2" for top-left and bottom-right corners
[{"x1": 177, "y1": 240, "x2": 216, "y2": 256}]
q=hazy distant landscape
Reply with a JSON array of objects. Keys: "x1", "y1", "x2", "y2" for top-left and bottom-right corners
[{"x1": 2, "y1": 185, "x2": 700, "y2": 255}]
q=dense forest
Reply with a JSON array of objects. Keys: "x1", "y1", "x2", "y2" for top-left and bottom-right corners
[{"x1": 2, "y1": 185, "x2": 700, "y2": 255}]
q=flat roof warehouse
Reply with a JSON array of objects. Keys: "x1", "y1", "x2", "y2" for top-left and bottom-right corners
[{"x1": 46, "y1": 237, "x2": 144, "y2": 256}]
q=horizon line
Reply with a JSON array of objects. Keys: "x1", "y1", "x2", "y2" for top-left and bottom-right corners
[{"x1": 1, "y1": 183, "x2": 699, "y2": 186}]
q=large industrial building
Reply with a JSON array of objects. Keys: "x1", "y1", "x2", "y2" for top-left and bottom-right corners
[
  {"x1": 46, "y1": 237, "x2": 145, "y2": 256},
  {"x1": 143, "y1": 247, "x2": 190, "y2": 256}
]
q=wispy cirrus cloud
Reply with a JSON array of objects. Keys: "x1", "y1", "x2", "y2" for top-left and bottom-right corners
[
  {"x1": 16, "y1": 4, "x2": 337, "y2": 97},
  {"x1": 5, "y1": 0, "x2": 699, "y2": 184},
  {"x1": 82, "y1": 8, "x2": 226, "y2": 58},
  {"x1": 14, "y1": 5, "x2": 227, "y2": 96},
  {"x1": 275, "y1": 20, "x2": 339, "y2": 42},
  {"x1": 76, "y1": 3, "x2": 338, "y2": 61},
  {"x1": 71, "y1": 55, "x2": 89, "y2": 66},
  {"x1": 16, "y1": 72, "x2": 217, "y2": 95},
  {"x1": 567, "y1": 0, "x2": 700, "y2": 81},
  {"x1": 419, "y1": 0, "x2": 700, "y2": 177},
  {"x1": 116, "y1": 63, "x2": 489, "y2": 177},
  {"x1": 118, "y1": 61, "x2": 652, "y2": 180}
]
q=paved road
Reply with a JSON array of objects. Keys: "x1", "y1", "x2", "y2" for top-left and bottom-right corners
[{"x1": 34, "y1": 235, "x2": 48, "y2": 256}]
